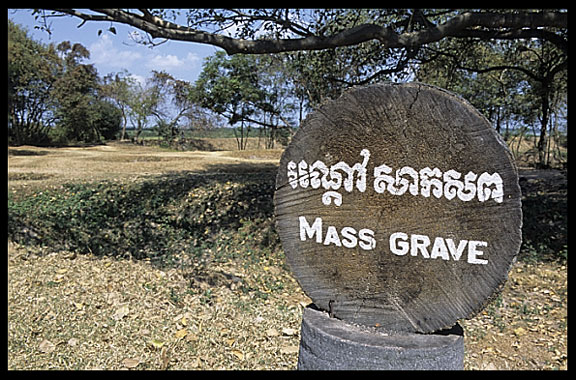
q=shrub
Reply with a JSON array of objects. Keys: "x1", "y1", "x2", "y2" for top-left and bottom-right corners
[{"x1": 8, "y1": 171, "x2": 280, "y2": 267}]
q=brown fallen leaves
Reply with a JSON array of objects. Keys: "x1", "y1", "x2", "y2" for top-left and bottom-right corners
[
  {"x1": 122, "y1": 358, "x2": 140, "y2": 369},
  {"x1": 8, "y1": 242, "x2": 566, "y2": 370},
  {"x1": 38, "y1": 339, "x2": 56, "y2": 354},
  {"x1": 461, "y1": 261, "x2": 567, "y2": 370},
  {"x1": 8, "y1": 243, "x2": 308, "y2": 370}
]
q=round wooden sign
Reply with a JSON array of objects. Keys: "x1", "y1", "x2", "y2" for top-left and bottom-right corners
[{"x1": 274, "y1": 82, "x2": 522, "y2": 333}]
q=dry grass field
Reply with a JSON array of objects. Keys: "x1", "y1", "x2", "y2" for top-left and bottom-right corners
[
  {"x1": 8, "y1": 141, "x2": 567, "y2": 370},
  {"x1": 8, "y1": 141, "x2": 282, "y2": 198}
]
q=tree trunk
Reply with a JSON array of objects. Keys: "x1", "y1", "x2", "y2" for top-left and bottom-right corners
[{"x1": 537, "y1": 83, "x2": 551, "y2": 168}]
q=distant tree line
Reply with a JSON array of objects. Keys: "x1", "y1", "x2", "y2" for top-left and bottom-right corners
[
  {"x1": 39, "y1": 8, "x2": 565, "y2": 167},
  {"x1": 8, "y1": 20, "x2": 121, "y2": 145},
  {"x1": 10, "y1": 10, "x2": 568, "y2": 167},
  {"x1": 8, "y1": 20, "x2": 221, "y2": 147}
]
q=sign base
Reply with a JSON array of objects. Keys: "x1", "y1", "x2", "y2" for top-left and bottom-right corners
[{"x1": 297, "y1": 306, "x2": 464, "y2": 370}]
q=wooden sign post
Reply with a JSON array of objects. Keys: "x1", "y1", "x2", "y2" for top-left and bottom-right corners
[{"x1": 274, "y1": 82, "x2": 522, "y2": 369}]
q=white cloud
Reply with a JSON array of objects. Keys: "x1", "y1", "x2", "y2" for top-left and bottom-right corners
[
  {"x1": 145, "y1": 52, "x2": 200, "y2": 72},
  {"x1": 89, "y1": 34, "x2": 142, "y2": 69},
  {"x1": 185, "y1": 52, "x2": 201, "y2": 65},
  {"x1": 88, "y1": 34, "x2": 202, "y2": 83},
  {"x1": 128, "y1": 73, "x2": 146, "y2": 86},
  {"x1": 146, "y1": 54, "x2": 183, "y2": 70}
]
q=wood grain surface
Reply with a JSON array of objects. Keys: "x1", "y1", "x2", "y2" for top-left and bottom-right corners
[{"x1": 274, "y1": 82, "x2": 522, "y2": 333}]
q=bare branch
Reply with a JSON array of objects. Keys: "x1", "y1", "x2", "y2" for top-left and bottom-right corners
[
  {"x1": 51, "y1": 8, "x2": 115, "y2": 23},
  {"x1": 47, "y1": 9, "x2": 568, "y2": 56}
]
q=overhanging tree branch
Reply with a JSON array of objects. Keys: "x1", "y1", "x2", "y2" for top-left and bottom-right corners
[{"x1": 45, "y1": 9, "x2": 567, "y2": 55}]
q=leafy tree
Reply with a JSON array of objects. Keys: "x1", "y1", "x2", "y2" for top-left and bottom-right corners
[
  {"x1": 124, "y1": 75, "x2": 162, "y2": 142},
  {"x1": 416, "y1": 37, "x2": 567, "y2": 168},
  {"x1": 102, "y1": 70, "x2": 202, "y2": 143},
  {"x1": 193, "y1": 52, "x2": 297, "y2": 149},
  {"x1": 9, "y1": 20, "x2": 123, "y2": 145},
  {"x1": 25, "y1": 9, "x2": 569, "y2": 162},
  {"x1": 282, "y1": 10, "x2": 417, "y2": 106},
  {"x1": 37, "y1": 9, "x2": 567, "y2": 116},
  {"x1": 50, "y1": 41, "x2": 103, "y2": 143},
  {"x1": 192, "y1": 51, "x2": 266, "y2": 149},
  {"x1": 513, "y1": 40, "x2": 567, "y2": 167},
  {"x1": 8, "y1": 20, "x2": 59, "y2": 145},
  {"x1": 93, "y1": 99, "x2": 122, "y2": 140},
  {"x1": 101, "y1": 70, "x2": 137, "y2": 140},
  {"x1": 253, "y1": 55, "x2": 297, "y2": 148},
  {"x1": 416, "y1": 39, "x2": 526, "y2": 133},
  {"x1": 148, "y1": 70, "x2": 196, "y2": 141}
]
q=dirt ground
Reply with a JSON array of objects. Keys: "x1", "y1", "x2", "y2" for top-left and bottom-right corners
[
  {"x1": 7, "y1": 241, "x2": 309, "y2": 370},
  {"x1": 7, "y1": 142, "x2": 567, "y2": 370}
]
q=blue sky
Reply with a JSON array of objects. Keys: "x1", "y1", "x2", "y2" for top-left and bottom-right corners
[{"x1": 8, "y1": 9, "x2": 223, "y2": 85}]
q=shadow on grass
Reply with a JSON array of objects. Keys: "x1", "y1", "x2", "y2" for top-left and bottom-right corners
[
  {"x1": 8, "y1": 149, "x2": 51, "y2": 156},
  {"x1": 517, "y1": 169, "x2": 567, "y2": 263},
  {"x1": 8, "y1": 163, "x2": 567, "y2": 267},
  {"x1": 151, "y1": 138, "x2": 218, "y2": 152},
  {"x1": 8, "y1": 163, "x2": 279, "y2": 268}
]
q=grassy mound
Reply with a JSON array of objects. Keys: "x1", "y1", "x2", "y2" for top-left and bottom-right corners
[
  {"x1": 8, "y1": 168, "x2": 567, "y2": 265},
  {"x1": 8, "y1": 170, "x2": 281, "y2": 269}
]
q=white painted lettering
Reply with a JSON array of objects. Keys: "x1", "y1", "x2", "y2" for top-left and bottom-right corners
[
  {"x1": 396, "y1": 166, "x2": 420, "y2": 196},
  {"x1": 341, "y1": 227, "x2": 358, "y2": 249},
  {"x1": 298, "y1": 216, "x2": 376, "y2": 251},
  {"x1": 419, "y1": 167, "x2": 443, "y2": 198},
  {"x1": 322, "y1": 191, "x2": 342, "y2": 206},
  {"x1": 387, "y1": 232, "x2": 488, "y2": 264},
  {"x1": 298, "y1": 160, "x2": 309, "y2": 188},
  {"x1": 288, "y1": 149, "x2": 505, "y2": 204},
  {"x1": 446, "y1": 239, "x2": 468, "y2": 261},
  {"x1": 410, "y1": 234, "x2": 431, "y2": 258},
  {"x1": 477, "y1": 173, "x2": 504, "y2": 203},
  {"x1": 467, "y1": 240, "x2": 489, "y2": 265},
  {"x1": 443, "y1": 169, "x2": 463, "y2": 201},
  {"x1": 390, "y1": 232, "x2": 409, "y2": 256},
  {"x1": 287, "y1": 161, "x2": 298, "y2": 189},
  {"x1": 299, "y1": 216, "x2": 322, "y2": 243},
  {"x1": 324, "y1": 226, "x2": 342, "y2": 247},
  {"x1": 358, "y1": 229, "x2": 376, "y2": 251},
  {"x1": 430, "y1": 237, "x2": 450, "y2": 260},
  {"x1": 446, "y1": 239, "x2": 467, "y2": 261},
  {"x1": 458, "y1": 171, "x2": 478, "y2": 202}
]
